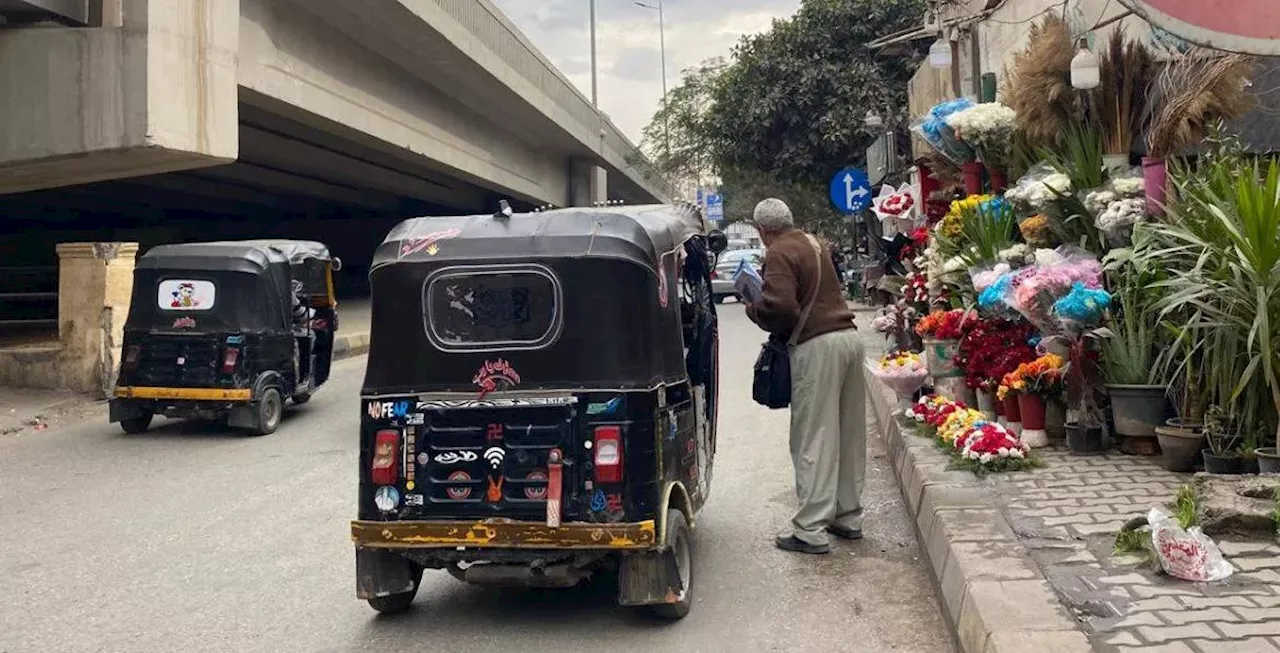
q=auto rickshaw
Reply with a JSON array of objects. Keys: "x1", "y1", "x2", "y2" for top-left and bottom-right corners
[
  {"x1": 351, "y1": 203, "x2": 726, "y2": 619},
  {"x1": 110, "y1": 240, "x2": 340, "y2": 435}
]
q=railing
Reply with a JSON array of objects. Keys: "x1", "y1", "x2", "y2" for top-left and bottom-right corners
[{"x1": 0, "y1": 266, "x2": 58, "y2": 335}]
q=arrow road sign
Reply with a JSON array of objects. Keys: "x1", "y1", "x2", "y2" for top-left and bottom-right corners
[
  {"x1": 705, "y1": 193, "x2": 724, "y2": 224},
  {"x1": 829, "y1": 167, "x2": 872, "y2": 214}
]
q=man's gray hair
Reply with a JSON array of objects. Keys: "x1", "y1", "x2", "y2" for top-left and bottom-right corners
[{"x1": 753, "y1": 198, "x2": 794, "y2": 231}]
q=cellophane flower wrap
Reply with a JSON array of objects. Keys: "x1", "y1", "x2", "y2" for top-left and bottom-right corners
[
  {"x1": 871, "y1": 350, "x2": 929, "y2": 397},
  {"x1": 955, "y1": 318, "x2": 1038, "y2": 391},
  {"x1": 953, "y1": 422, "x2": 1033, "y2": 473},
  {"x1": 872, "y1": 183, "x2": 922, "y2": 236},
  {"x1": 945, "y1": 103, "x2": 1017, "y2": 172},
  {"x1": 1005, "y1": 164, "x2": 1073, "y2": 214},
  {"x1": 912, "y1": 98, "x2": 976, "y2": 165},
  {"x1": 1004, "y1": 247, "x2": 1103, "y2": 336}
]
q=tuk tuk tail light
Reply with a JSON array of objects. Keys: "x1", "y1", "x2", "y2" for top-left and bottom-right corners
[
  {"x1": 371, "y1": 429, "x2": 401, "y2": 485},
  {"x1": 593, "y1": 426, "x2": 623, "y2": 483},
  {"x1": 221, "y1": 347, "x2": 240, "y2": 374}
]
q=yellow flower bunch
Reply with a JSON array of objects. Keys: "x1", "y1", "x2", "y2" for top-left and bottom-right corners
[
  {"x1": 938, "y1": 407, "x2": 986, "y2": 444},
  {"x1": 879, "y1": 351, "x2": 924, "y2": 370},
  {"x1": 938, "y1": 194, "x2": 994, "y2": 240},
  {"x1": 996, "y1": 384, "x2": 1011, "y2": 401}
]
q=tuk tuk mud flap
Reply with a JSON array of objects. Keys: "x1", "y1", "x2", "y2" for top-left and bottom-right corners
[
  {"x1": 617, "y1": 548, "x2": 684, "y2": 606},
  {"x1": 350, "y1": 520, "x2": 656, "y2": 549}
]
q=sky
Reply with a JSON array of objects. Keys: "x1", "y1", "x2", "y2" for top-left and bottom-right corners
[{"x1": 490, "y1": 0, "x2": 803, "y2": 148}]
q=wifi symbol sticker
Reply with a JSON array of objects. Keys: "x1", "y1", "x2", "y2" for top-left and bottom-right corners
[{"x1": 484, "y1": 447, "x2": 505, "y2": 469}]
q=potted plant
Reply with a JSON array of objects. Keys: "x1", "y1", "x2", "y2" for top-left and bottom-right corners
[
  {"x1": 1003, "y1": 354, "x2": 1065, "y2": 448},
  {"x1": 1151, "y1": 332, "x2": 1206, "y2": 471},
  {"x1": 1201, "y1": 405, "x2": 1243, "y2": 474},
  {"x1": 1101, "y1": 247, "x2": 1167, "y2": 456}
]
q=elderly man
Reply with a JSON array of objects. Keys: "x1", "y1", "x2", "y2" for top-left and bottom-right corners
[{"x1": 745, "y1": 198, "x2": 865, "y2": 555}]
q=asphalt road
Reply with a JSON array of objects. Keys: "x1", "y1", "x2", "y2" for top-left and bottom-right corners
[{"x1": 0, "y1": 305, "x2": 952, "y2": 653}]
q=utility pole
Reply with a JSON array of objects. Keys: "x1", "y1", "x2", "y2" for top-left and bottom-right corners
[
  {"x1": 590, "y1": 0, "x2": 598, "y2": 107},
  {"x1": 635, "y1": 1, "x2": 669, "y2": 159}
]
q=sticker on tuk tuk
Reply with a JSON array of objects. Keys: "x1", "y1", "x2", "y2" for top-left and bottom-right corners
[
  {"x1": 405, "y1": 493, "x2": 425, "y2": 507},
  {"x1": 373, "y1": 486, "x2": 400, "y2": 512},
  {"x1": 158, "y1": 279, "x2": 215, "y2": 310},
  {"x1": 434, "y1": 450, "x2": 478, "y2": 465},
  {"x1": 399, "y1": 228, "x2": 462, "y2": 258},
  {"x1": 590, "y1": 489, "x2": 607, "y2": 512},
  {"x1": 367, "y1": 400, "x2": 411, "y2": 420},
  {"x1": 473, "y1": 358, "x2": 521, "y2": 398},
  {"x1": 587, "y1": 397, "x2": 622, "y2": 416},
  {"x1": 172, "y1": 317, "x2": 196, "y2": 329},
  {"x1": 524, "y1": 470, "x2": 548, "y2": 500},
  {"x1": 446, "y1": 471, "x2": 472, "y2": 500},
  {"x1": 486, "y1": 477, "x2": 504, "y2": 503}
]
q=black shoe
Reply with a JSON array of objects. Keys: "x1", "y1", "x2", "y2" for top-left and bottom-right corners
[
  {"x1": 774, "y1": 535, "x2": 830, "y2": 554},
  {"x1": 826, "y1": 525, "x2": 864, "y2": 540}
]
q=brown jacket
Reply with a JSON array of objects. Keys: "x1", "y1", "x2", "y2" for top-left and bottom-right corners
[{"x1": 747, "y1": 228, "x2": 856, "y2": 343}]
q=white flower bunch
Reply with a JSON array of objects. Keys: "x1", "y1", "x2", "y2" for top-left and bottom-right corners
[
  {"x1": 1112, "y1": 176, "x2": 1145, "y2": 197},
  {"x1": 1098, "y1": 197, "x2": 1146, "y2": 230},
  {"x1": 1007, "y1": 173, "x2": 1073, "y2": 211},
  {"x1": 1084, "y1": 189, "x2": 1116, "y2": 215},
  {"x1": 1034, "y1": 248, "x2": 1065, "y2": 267},
  {"x1": 997, "y1": 244, "x2": 1031, "y2": 266},
  {"x1": 945, "y1": 103, "x2": 1017, "y2": 169}
]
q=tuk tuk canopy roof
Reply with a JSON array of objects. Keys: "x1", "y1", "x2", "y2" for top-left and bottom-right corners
[
  {"x1": 373, "y1": 204, "x2": 706, "y2": 271},
  {"x1": 138, "y1": 240, "x2": 332, "y2": 274}
]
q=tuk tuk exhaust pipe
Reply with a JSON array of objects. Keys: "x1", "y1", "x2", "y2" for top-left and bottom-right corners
[{"x1": 452, "y1": 559, "x2": 597, "y2": 589}]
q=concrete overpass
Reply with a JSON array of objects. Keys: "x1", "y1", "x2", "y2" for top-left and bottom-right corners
[{"x1": 0, "y1": 0, "x2": 673, "y2": 221}]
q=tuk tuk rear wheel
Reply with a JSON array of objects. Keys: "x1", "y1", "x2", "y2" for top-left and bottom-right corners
[
  {"x1": 120, "y1": 414, "x2": 153, "y2": 434},
  {"x1": 250, "y1": 388, "x2": 283, "y2": 436},
  {"x1": 648, "y1": 509, "x2": 693, "y2": 620},
  {"x1": 366, "y1": 566, "x2": 423, "y2": 615}
]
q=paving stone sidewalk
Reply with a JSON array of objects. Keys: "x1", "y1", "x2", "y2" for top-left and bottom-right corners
[{"x1": 1001, "y1": 450, "x2": 1280, "y2": 653}]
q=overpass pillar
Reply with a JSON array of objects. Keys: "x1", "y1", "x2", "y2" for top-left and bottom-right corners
[
  {"x1": 569, "y1": 159, "x2": 607, "y2": 207},
  {"x1": 0, "y1": 0, "x2": 239, "y2": 195}
]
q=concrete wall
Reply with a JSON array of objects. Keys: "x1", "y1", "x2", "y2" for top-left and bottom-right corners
[{"x1": 0, "y1": 0, "x2": 238, "y2": 193}]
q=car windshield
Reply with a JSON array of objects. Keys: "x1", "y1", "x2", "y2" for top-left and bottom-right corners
[{"x1": 719, "y1": 251, "x2": 761, "y2": 266}]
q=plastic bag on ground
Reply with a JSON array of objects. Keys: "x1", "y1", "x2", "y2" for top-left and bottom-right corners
[{"x1": 1147, "y1": 508, "x2": 1233, "y2": 582}]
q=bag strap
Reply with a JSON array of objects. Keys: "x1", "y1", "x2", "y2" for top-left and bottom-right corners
[{"x1": 789, "y1": 234, "x2": 824, "y2": 346}]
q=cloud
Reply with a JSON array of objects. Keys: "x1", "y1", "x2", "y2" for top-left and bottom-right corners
[{"x1": 491, "y1": 0, "x2": 802, "y2": 143}]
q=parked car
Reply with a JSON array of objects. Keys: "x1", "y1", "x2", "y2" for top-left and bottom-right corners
[{"x1": 710, "y1": 249, "x2": 763, "y2": 303}]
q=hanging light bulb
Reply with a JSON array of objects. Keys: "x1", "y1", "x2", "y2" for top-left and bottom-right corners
[
  {"x1": 1071, "y1": 46, "x2": 1101, "y2": 90},
  {"x1": 928, "y1": 38, "x2": 952, "y2": 69}
]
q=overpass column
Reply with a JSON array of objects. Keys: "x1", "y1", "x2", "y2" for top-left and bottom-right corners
[{"x1": 569, "y1": 159, "x2": 607, "y2": 207}]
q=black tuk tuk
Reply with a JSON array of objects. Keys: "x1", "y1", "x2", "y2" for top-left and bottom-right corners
[
  {"x1": 351, "y1": 204, "x2": 726, "y2": 619},
  {"x1": 110, "y1": 240, "x2": 340, "y2": 435}
]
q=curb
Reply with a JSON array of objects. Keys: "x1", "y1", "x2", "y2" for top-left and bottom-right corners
[
  {"x1": 333, "y1": 333, "x2": 370, "y2": 361},
  {"x1": 866, "y1": 372, "x2": 1093, "y2": 653}
]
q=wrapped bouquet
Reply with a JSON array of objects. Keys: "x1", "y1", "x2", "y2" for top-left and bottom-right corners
[
  {"x1": 870, "y1": 350, "x2": 929, "y2": 408},
  {"x1": 945, "y1": 103, "x2": 1017, "y2": 173}
]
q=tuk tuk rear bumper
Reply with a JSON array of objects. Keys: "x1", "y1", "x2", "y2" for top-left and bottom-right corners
[
  {"x1": 114, "y1": 386, "x2": 252, "y2": 401},
  {"x1": 351, "y1": 519, "x2": 657, "y2": 550}
]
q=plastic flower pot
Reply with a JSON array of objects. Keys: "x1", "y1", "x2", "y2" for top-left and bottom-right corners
[
  {"x1": 975, "y1": 388, "x2": 997, "y2": 419},
  {"x1": 1154, "y1": 424, "x2": 1204, "y2": 472},
  {"x1": 1242, "y1": 455, "x2": 1260, "y2": 475},
  {"x1": 1018, "y1": 393, "x2": 1048, "y2": 448},
  {"x1": 962, "y1": 161, "x2": 984, "y2": 195},
  {"x1": 1201, "y1": 449, "x2": 1243, "y2": 475},
  {"x1": 922, "y1": 338, "x2": 962, "y2": 378},
  {"x1": 1142, "y1": 156, "x2": 1167, "y2": 215},
  {"x1": 988, "y1": 166, "x2": 1008, "y2": 193},
  {"x1": 1065, "y1": 422, "x2": 1105, "y2": 455},
  {"x1": 1001, "y1": 393, "x2": 1022, "y2": 436},
  {"x1": 1255, "y1": 447, "x2": 1280, "y2": 474},
  {"x1": 1108, "y1": 384, "x2": 1168, "y2": 456},
  {"x1": 1046, "y1": 399, "x2": 1066, "y2": 442}
]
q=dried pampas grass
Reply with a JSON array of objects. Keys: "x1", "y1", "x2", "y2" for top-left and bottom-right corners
[
  {"x1": 1093, "y1": 28, "x2": 1156, "y2": 156},
  {"x1": 1005, "y1": 15, "x2": 1081, "y2": 148},
  {"x1": 1145, "y1": 50, "x2": 1256, "y2": 159}
]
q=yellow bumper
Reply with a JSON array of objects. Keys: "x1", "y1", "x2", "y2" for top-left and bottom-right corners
[
  {"x1": 114, "y1": 386, "x2": 252, "y2": 401},
  {"x1": 351, "y1": 519, "x2": 657, "y2": 550}
]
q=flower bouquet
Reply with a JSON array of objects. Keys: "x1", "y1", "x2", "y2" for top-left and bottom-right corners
[
  {"x1": 871, "y1": 300, "x2": 919, "y2": 351},
  {"x1": 946, "y1": 103, "x2": 1018, "y2": 178},
  {"x1": 901, "y1": 272, "x2": 929, "y2": 303},
  {"x1": 1018, "y1": 214, "x2": 1057, "y2": 248},
  {"x1": 916, "y1": 309, "x2": 975, "y2": 379},
  {"x1": 912, "y1": 98, "x2": 976, "y2": 165},
  {"x1": 952, "y1": 422, "x2": 1037, "y2": 475},
  {"x1": 1085, "y1": 175, "x2": 1146, "y2": 248},
  {"x1": 938, "y1": 406, "x2": 987, "y2": 446},
  {"x1": 907, "y1": 394, "x2": 966, "y2": 439},
  {"x1": 1005, "y1": 165, "x2": 1074, "y2": 214},
  {"x1": 1002, "y1": 353, "x2": 1067, "y2": 447},
  {"x1": 1004, "y1": 248, "x2": 1103, "y2": 336},
  {"x1": 955, "y1": 318, "x2": 1038, "y2": 416},
  {"x1": 870, "y1": 350, "x2": 929, "y2": 410},
  {"x1": 872, "y1": 183, "x2": 922, "y2": 236}
]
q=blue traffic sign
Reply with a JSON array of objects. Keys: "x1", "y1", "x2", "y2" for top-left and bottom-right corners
[
  {"x1": 705, "y1": 193, "x2": 724, "y2": 224},
  {"x1": 829, "y1": 167, "x2": 872, "y2": 214}
]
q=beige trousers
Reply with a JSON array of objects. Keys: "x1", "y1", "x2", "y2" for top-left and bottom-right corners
[{"x1": 788, "y1": 329, "x2": 866, "y2": 545}]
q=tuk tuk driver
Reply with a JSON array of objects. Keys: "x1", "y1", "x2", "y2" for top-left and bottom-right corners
[{"x1": 744, "y1": 198, "x2": 866, "y2": 555}]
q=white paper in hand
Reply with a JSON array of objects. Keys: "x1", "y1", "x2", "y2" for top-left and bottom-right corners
[{"x1": 732, "y1": 257, "x2": 764, "y2": 304}]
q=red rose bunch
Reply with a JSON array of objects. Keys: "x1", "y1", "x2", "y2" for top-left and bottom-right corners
[
  {"x1": 954, "y1": 318, "x2": 1038, "y2": 390},
  {"x1": 915, "y1": 309, "x2": 975, "y2": 339}
]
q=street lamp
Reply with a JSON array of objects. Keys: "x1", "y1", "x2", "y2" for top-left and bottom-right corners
[
  {"x1": 589, "y1": 0, "x2": 598, "y2": 106},
  {"x1": 634, "y1": 0, "x2": 669, "y2": 158}
]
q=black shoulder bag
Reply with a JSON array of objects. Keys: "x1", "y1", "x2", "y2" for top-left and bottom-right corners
[{"x1": 752, "y1": 235, "x2": 823, "y2": 409}]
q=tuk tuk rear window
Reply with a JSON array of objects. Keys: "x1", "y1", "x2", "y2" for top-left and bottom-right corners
[
  {"x1": 157, "y1": 279, "x2": 215, "y2": 311},
  {"x1": 424, "y1": 265, "x2": 562, "y2": 351}
]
